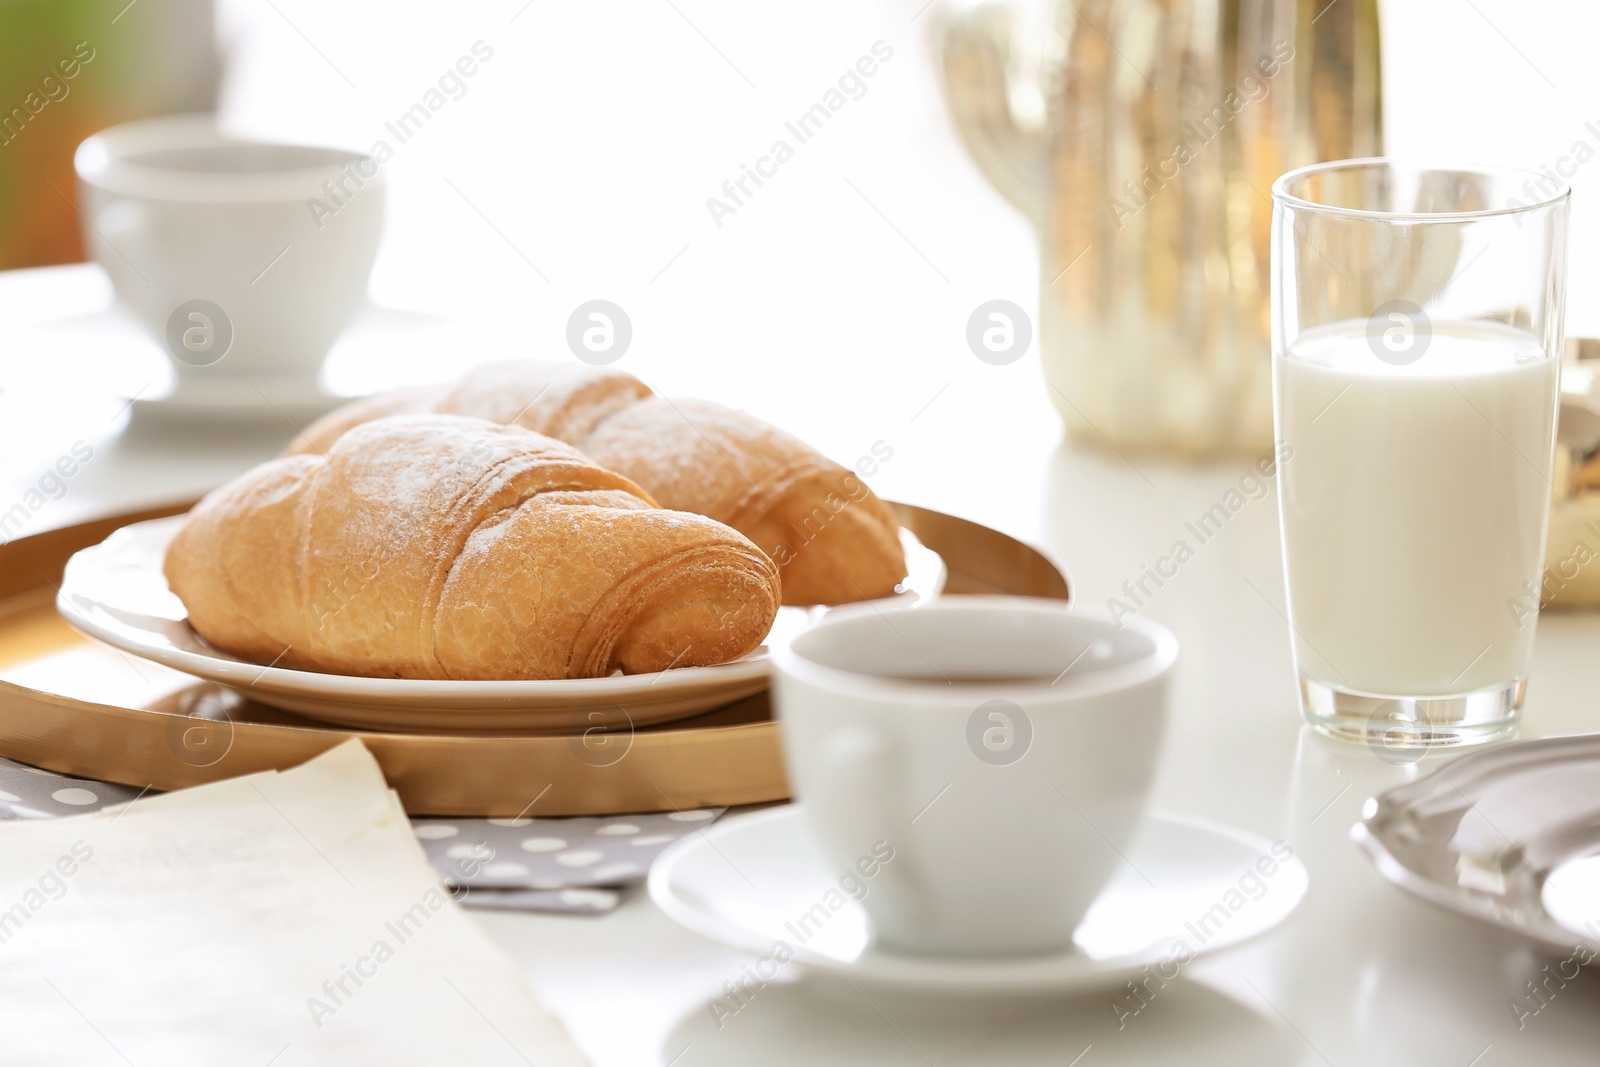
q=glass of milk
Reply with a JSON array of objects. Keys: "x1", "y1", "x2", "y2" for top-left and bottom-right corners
[{"x1": 1271, "y1": 160, "x2": 1569, "y2": 748}]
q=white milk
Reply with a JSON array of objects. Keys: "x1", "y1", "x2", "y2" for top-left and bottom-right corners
[{"x1": 1275, "y1": 319, "x2": 1559, "y2": 696}]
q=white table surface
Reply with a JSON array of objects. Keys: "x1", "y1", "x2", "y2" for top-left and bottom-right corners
[{"x1": 6, "y1": 1, "x2": 1600, "y2": 1063}]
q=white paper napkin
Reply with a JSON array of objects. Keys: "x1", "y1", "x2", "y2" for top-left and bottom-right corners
[{"x1": 0, "y1": 740, "x2": 590, "y2": 1066}]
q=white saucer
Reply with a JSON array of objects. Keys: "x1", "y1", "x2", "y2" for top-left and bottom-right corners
[
  {"x1": 648, "y1": 806, "x2": 1307, "y2": 995},
  {"x1": 57, "y1": 517, "x2": 947, "y2": 732},
  {"x1": 123, "y1": 373, "x2": 354, "y2": 424}
]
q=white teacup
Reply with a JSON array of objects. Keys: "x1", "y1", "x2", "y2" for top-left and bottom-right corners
[
  {"x1": 772, "y1": 597, "x2": 1176, "y2": 957},
  {"x1": 74, "y1": 114, "x2": 383, "y2": 389}
]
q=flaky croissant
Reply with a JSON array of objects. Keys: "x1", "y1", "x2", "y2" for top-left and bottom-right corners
[
  {"x1": 164, "y1": 414, "x2": 781, "y2": 680},
  {"x1": 289, "y1": 361, "x2": 907, "y2": 606}
]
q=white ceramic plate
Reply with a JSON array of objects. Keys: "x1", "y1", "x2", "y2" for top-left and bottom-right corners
[
  {"x1": 56, "y1": 516, "x2": 946, "y2": 732},
  {"x1": 649, "y1": 805, "x2": 1308, "y2": 995},
  {"x1": 1354, "y1": 733, "x2": 1600, "y2": 955}
]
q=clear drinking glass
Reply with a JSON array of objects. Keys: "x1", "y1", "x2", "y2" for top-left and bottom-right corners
[{"x1": 1271, "y1": 159, "x2": 1569, "y2": 747}]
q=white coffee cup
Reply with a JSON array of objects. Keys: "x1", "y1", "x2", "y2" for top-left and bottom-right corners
[
  {"x1": 772, "y1": 597, "x2": 1176, "y2": 957},
  {"x1": 74, "y1": 114, "x2": 383, "y2": 389}
]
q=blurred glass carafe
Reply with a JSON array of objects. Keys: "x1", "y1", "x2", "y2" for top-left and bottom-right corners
[{"x1": 939, "y1": 0, "x2": 1381, "y2": 456}]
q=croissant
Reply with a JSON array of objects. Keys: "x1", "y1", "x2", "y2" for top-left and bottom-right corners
[
  {"x1": 164, "y1": 414, "x2": 782, "y2": 680},
  {"x1": 289, "y1": 361, "x2": 907, "y2": 606}
]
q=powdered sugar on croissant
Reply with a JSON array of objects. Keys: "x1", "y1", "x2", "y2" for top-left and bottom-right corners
[
  {"x1": 165, "y1": 414, "x2": 781, "y2": 680},
  {"x1": 289, "y1": 361, "x2": 908, "y2": 605}
]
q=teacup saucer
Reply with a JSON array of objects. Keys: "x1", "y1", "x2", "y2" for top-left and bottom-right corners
[
  {"x1": 649, "y1": 806, "x2": 1307, "y2": 995},
  {"x1": 122, "y1": 373, "x2": 354, "y2": 424}
]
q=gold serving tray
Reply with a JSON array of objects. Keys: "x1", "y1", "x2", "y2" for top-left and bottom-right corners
[{"x1": 0, "y1": 503, "x2": 1068, "y2": 815}]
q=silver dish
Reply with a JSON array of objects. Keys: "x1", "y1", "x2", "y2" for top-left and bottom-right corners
[{"x1": 1352, "y1": 734, "x2": 1600, "y2": 955}]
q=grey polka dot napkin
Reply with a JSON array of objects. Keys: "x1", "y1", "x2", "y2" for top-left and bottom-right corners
[
  {"x1": 411, "y1": 810, "x2": 725, "y2": 913},
  {"x1": 0, "y1": 757, "x2": 147, "y2": 817},
  {"x1": 0, "y1": 756, "x2": 720, "y2": 914},
  {"x1": 456, "y1": 886, "x2": 630, "y2": 915}
]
